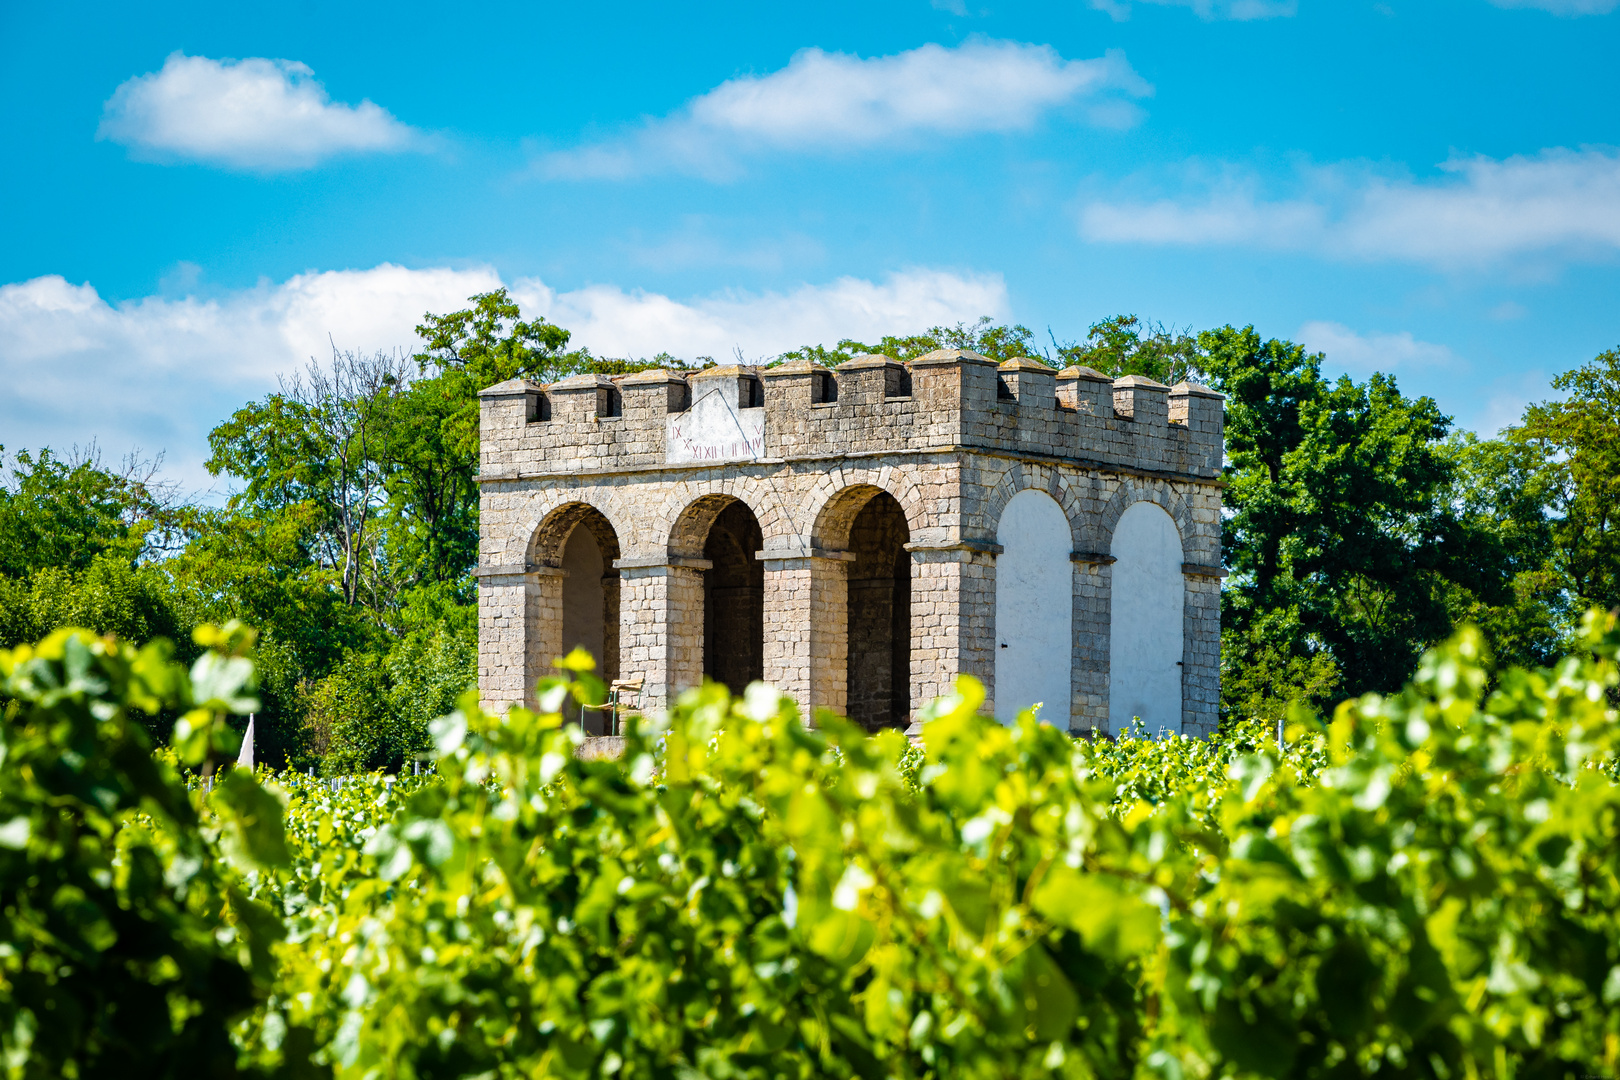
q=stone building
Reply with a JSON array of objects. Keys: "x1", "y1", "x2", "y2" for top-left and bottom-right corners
[{"x1": 476, "y1": 350, "x2": 1224, "y2": 736}]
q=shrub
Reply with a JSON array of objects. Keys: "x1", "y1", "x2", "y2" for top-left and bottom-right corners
[
  {"x1": 6, "y1": 615, "x2": 1620, "y2": 1077},
  {"x1": 0, "y1": 625, "x2": 288, "y2": 1079}
]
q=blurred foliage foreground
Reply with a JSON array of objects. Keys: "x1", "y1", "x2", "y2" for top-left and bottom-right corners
[{"x1": 2, "y1": 618, "x2": 1619, "y2": 1079}]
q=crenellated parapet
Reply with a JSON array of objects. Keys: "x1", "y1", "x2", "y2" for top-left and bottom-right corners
[{"x1": 479, "y1": 348, "x2": 1223, "y2": 481}]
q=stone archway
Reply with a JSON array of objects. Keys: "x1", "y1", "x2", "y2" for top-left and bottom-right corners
[{"x1": 489, "y1": 500, "x2": 622, "y2": 714}]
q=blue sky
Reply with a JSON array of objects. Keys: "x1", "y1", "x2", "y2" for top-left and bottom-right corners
[{"x1": 2, "y1": 0, "x2": 1617, "y2": 493}]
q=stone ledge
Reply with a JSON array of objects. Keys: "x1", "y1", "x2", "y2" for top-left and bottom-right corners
[
  {"x1": 613, "y1": 555, "x2": 715, "y2": 571},
  {"x1": 473, "y1": 563, "x2": 566, "y2": 579},
  {"x1": 756, "y1": 548, "x2": 858, "y2": 564},
  {"x1": 905, "y1": 538, "x2": 1004, "y2": 555},
  {"x1": 478, "y1": 444, "x2": 1226, "y2": 488},
  {"x1": 576, "y1": 736, "x2": 627, "y2": 761}
]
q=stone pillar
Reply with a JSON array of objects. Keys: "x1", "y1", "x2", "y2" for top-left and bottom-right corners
[
  {"x1": 904, "y1": 541, "x2": 998, "y2": 730},
  {"x1": 1181, "y1": 566, "x2": 1224, "y2": 737},
  {"x1": 1070, "y1": 553, "x2": 1115, "y2": 734},
  {"x1": 615, "y1": 557, "x2": 710, "y2": 715},
  {"x1": 760, "y1": 550, "x2": 854, "y2": 723},
  {"x1": 476, "y1": 565, "x2": 564, "y2": 713}
]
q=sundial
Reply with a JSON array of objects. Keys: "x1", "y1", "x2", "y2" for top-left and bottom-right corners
[{"x1": 665, "y1": 386, "x2": 765, "y2": 464}]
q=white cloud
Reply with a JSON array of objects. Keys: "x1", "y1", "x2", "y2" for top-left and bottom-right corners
[
  {"x1": 98, "y1": 52, "x2": 421, "y2": 170},
  {"x1": 1297, "y1": 321, "x2": 1460, "y2": 377},
  {"x1": 1089, "y1": 0, "x2": 1296, "y2": 20},
  {"x1": 513, "y1": 268, "x2": 1007, "y2": 360},
  {"x1": 541, "y1": 40, "x2": 1151, "y2": 180},
  {"x1": 0, "y1": 264, "x2": 500, "y2": 494},
  {"x1": 1487, "y1": 0, "x2": 1616, "y2": 13},
  {"x1": 0, "y1": 265, "x2": 1003, "y2": 493},
  {"x1": 1079, "y1": 147, "x2": 1620, "y2": 269}
]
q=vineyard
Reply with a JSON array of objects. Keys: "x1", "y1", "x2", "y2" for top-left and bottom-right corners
[{"x1": 3, "y1": 617, "x2": 1619, "y2": 1079}]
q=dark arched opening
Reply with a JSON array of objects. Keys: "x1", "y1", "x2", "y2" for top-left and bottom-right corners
[
  {"x1": 560, "y1": 519, "x2": 619, "y2": 678},
  {"x1": 531, "y1": 503, "x2": 621, "y2": 730},
  {"x1": 701, "y1": 500, "x2": 764, "y2": 695},
  {"x1": 846, "y1": 491, "x2": 911, "y2": 731}
]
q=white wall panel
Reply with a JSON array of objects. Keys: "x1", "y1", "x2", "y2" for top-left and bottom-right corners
[
  {"x1": 1109, "y1": 501, "x2": 1183, "y2": 737},
  {"x1": 994, "y1": 489, "x2": 1073, "y2": 726}
]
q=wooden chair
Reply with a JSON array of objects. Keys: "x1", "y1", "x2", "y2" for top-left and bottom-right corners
[{"x1": 580, "y1": 678, "x2": 644, "y2": 736}]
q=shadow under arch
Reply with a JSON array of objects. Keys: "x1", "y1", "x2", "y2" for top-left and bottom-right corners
[
  {"x1": 813, "y1": 484, "x2": 912, "y2": 731},
  {"x1": 529, "y1": 501, "x2": 622, "y2": 695},
  {"x1": 668, "y1": 493, "x2": 764, "y2": 696}
]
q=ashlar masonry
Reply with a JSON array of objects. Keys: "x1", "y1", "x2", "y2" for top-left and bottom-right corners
[{"x1": 477, "y1": 349, "x2": 1224, "y2": 736}]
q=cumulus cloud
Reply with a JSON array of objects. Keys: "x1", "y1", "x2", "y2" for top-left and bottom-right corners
[
  {"x1": 0, "y1": 265, "x2": 1004, "y2": 492},
  {"x1": 1297, "y1": 321, "x2": 1460, "y2": 377},
  {"x1": 0, "y1": 265, "x2": 500, "y2": 493},
  {"x1": 541, "y1": 40, "x2": 1151, "y2": 180},
  {"x1": 1079, "y1": 147, "x2": 1620, "y2": 269},
  {"x1": 1089, "y1": 0, "x2": 1296, "y2": 20},
  {"x1": 1487, "y1": 0, "x2": 1616, "y2": 13},
  {"x1": 512, "y1": 268, "x2": 1007, "y2": 360},
  {"x1": 98, "y1": 52, "x2": 421, "y2": 170}
]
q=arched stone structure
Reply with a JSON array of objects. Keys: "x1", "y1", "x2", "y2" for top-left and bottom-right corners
[{"x1": 477, "y1": 352, "x2": 1226, "y2": 731}]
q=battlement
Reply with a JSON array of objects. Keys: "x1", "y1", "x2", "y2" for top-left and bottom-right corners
[{"x1": 479, "y1": 349, "x2": 1223, "y2": 480}]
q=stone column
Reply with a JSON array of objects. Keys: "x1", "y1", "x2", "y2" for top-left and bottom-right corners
[
  {"x1": 1181, "y1": 565, "x2": 1224, "y2": 737},
  {"x1": 476, "y1": 564, "x2": 564, "y2": 713},
  {"x1": 904, "y1": 541, "x2": 998, "y2": 731},
  {"x1": 760, "y1": 549, "x2": 854, "y2": 723},
  {"x1": 615, "y1": 557, "x2": 710, "y2": 715},
  {"x1": 1070, "y1": 552, "x2": 1115, "y2": 735}
]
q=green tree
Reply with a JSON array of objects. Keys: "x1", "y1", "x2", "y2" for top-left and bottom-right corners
[
  {"x1": 1512, "y1": 346, "x2": 1620, "y2": 613},
  {"x1": 206, "y1": 350, "x2": 406, "y2": 609},
  {"x1": 412, "y1": 288, "x2": 577, "y2": 387},
  {"x1": 1437, "y1": 432, "x2": 1570, "y2": 669},
  {"x1": 0, "y1": 446, "x2": 174, "y2": 578},
  {"x1": 778, "y1": 315, "x2": 1043, "y2": 367},
  {"x1": 1049, "y1": 314, "x2": 1205, "y2": 385},
  {"x1": 1204, "y1": 326, "x2": 1482, "y2": 706}
]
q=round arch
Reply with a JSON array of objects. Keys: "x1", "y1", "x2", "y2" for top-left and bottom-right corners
[
  {"x1": 1095, "y1": 480, "x2": 1195, "y2": 563},
  {"x1": 810, "y1": 484, "x2": 914, "y2": 731},
  {"x1": 528, "y1": 499, "x2": 624, "y2": 569},
  {"x1": 667, "y1": 493, "x2": 766, "y2": 696},
  {"x1": 526, "y1": 500, "x2": 623, "y2": 695},
  {"x1": 803, "y1": 469, "x2": 927, "y2": 550},
  {"x1": 980, "y1": 462, "x2": 1085, "y2": 553}
]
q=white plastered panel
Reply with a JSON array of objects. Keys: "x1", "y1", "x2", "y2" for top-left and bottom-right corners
[
  {"x1": 1109, "y1": 501, "x2": 1183, "y2": 737},
  {"x1": 994, "y1": 489, "x2": 1073, "y2": 726}
]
